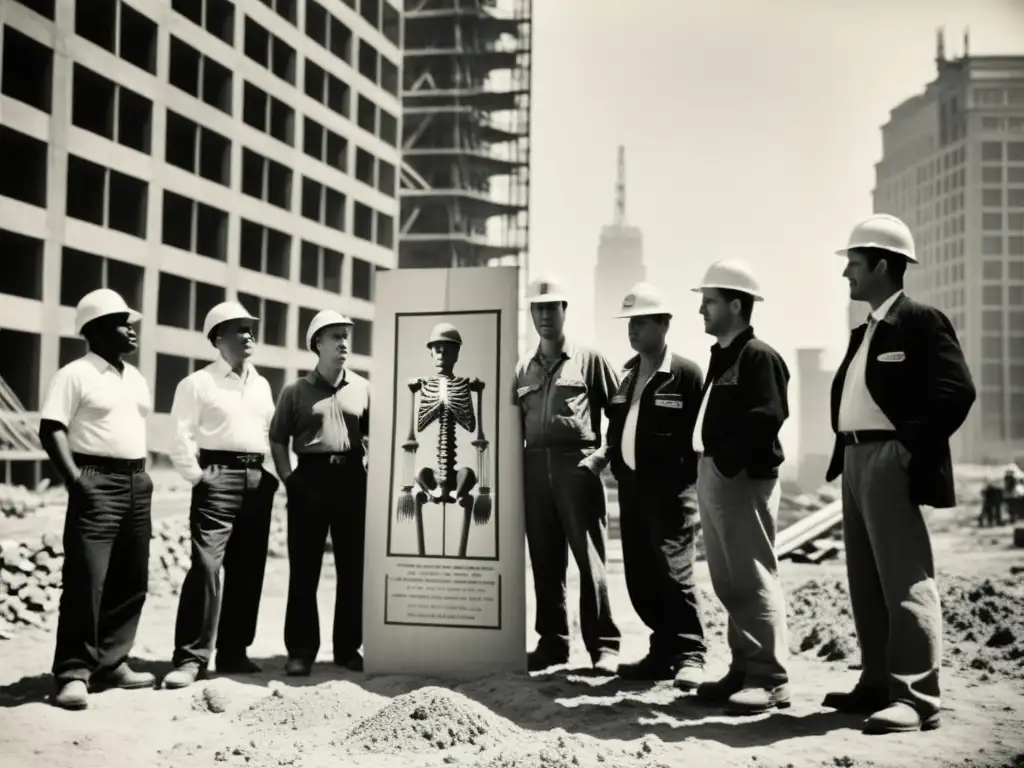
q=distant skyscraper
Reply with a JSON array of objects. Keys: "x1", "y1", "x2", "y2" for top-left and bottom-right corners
[
  {"x1": 593, "y1": 147, "x2": 646, "y2": 368},
  {"x1": 864, "y1": 30, "x2": 1024, "y2": 463}
]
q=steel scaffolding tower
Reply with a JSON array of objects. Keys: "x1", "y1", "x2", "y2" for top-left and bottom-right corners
[{"x1": 399, "y1": 0, "x2": 532, "y2": 286}]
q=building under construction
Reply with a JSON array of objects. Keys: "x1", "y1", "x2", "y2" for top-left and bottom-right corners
[{"x1": 399, "y1": 0, "x2": 533, "y2": 329}]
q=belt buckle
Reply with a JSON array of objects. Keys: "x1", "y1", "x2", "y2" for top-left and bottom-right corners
[
  {"x1": 849, "y1": 432, "x2": 861, "y2": 445},
  {"x1": 243, "y1": 455, "x2": 260, "y2": 466},
  {"x1": 329, "y1": 454, "x2": 343, "y2": 465}
]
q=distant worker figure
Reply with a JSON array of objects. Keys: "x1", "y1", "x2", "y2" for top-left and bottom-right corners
[
  {"x1": 823, "y1": 214, "x2": 976, "y2": 734},
  {"x1": 690, "y1": 260, "x2": 793, "y2": 715},
  {"x1": 513, "y1": 277, "x2": 622, "y2": 673},
  {"x1": 163, "y1": 301, "x2": 279, "y2": 689},
  {"x1": 39, "y1": 288, "x2": 156, "y2": 710},
  {"x1": 980, "y1": 482, "x2": 1004, "y2": 528},
  {"x1": 603, "y1": 283, "x2": 708, "y2": 689},
  {"x1": 270, "y1": 310, "x2": 370, "y2": 676}
]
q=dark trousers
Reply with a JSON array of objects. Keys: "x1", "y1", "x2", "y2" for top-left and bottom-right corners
[
  {"x1": 524, "y1": 449, "x2": 621, "y2": 659},
  {"x1": 172, "y1": 460, "x2": 278, "y2": 667},
  {"x1": 617, "y1": 468, "x2": 706, "y2": 664},
  {"x1": 284, "y1": 455, "x2": 367, "y2": 662},
  {"x1": 53, "y1": 456, "x2": 153, "y2": 683}
]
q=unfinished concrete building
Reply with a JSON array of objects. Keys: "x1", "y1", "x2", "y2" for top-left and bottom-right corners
[{"x1": 398, "y1": 0, "x2": 532, "y2": 342}]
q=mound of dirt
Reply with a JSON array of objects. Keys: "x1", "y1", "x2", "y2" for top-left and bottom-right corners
[
  {"x1": 478, "y1": 730, "x2": 666, "y2": 768},
  {"x1": 343, "y1": 685, "x2": 522, "y2": 754},
  {"x1": 784, "y1": 574, "x2": 1024, "y2": 682},
  {"x1": 237, "y1": 681, "x2": 387, "y2": 730}
]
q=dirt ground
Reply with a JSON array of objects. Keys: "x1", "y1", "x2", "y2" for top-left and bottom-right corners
[{"x1": 1, "y1": 504, "x2": 1022, "y2": 768}]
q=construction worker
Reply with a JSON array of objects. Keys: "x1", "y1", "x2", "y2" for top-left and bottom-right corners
[
  {"x1": 38, "y1": 288, "x2": 155, "y2": 710},
  {"x1": 603, "y1": 283, "x2": 707, "y2": 689},
  {"x1": 163, "y1": 301, "x2": 279, "y2": 689},
  {"x1": 690, "y1": 260, "x2": 792, "y2": 714},
  {"x1": 824, "y1": 214, "x2": 975, "y2": 734},
  {"x1": 514, "y1": 276, "x2": 621, "y2": 673},
  {"x1": 269, "y1": 310, "x2": 370, "y2": 676}
]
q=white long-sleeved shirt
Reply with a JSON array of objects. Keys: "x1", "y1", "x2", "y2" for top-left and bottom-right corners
[
  {"x1": 837, "y1": 290, "x2": 903, "y2": 433},
  {"x1": 167, "y1": 358, "x2": 275, "y2": 484}
]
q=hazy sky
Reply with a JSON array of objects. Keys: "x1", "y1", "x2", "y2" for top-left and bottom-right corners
[{"x1": 525, "y1": 0, "x2": 1024, "y2": 460}]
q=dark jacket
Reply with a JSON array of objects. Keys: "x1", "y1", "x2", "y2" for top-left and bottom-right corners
[
  {"x1": 826, "y1": 293, "x2": 976, "y2": 508},
  {"x1": 697, "y1": 326, "x2": 790, "y2": 479},
  {"x1": 605, "y1": 351, "x2": 704, "y2": 493}
]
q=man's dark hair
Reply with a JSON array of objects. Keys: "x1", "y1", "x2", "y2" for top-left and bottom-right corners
[
  {"x1": 718, "y1": 289, "x2": 754, "y2": 323},
  {"x1": 855, "y1": 247, "x2": 908, "y2": 285}
]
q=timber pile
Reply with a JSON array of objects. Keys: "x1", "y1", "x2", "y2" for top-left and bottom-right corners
[{"x1": 0, "y1": 514, "x2": 291, "y2": 640}]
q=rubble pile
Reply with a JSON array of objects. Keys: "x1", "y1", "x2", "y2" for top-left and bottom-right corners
[
  {"x1": 0, "y1": 483, "x2": 58, "y2": 519},
  {"x1": 342, "y1": 685, "x2": 522, "y2": 754},
  {"x1": 0, "y1": 513, "x2": 292, "y2": 638},
  {"x1": 237, "y1": 680, "x2": 386, "y2": 729}
]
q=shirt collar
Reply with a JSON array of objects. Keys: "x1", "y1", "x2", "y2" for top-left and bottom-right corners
[
  {"x1": 306, "y1": 367, "x2": 348, "y2": 391},
  {"x1": 623, "y1": 346, "x2": 672, "y2": 375},
  {"x1": 870, "y1": 289, "x2": 904, "y2": 323},
  {"x1": 84, "y1": 351, "x2": 121, "y2": 373},
  {"x1": 212, "y1": 356, "x2": 251, "y2": 381},
  {"x1": 532, "y1": 338, "x2": 576, "y2": 364},
  {"x1": 711, "y1": 325, "x2": 755, "y2": 353}
]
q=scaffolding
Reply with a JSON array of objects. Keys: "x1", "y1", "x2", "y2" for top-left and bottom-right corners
[{"x1": 399, "y1": 0, "x2": 532, "y2": 335}]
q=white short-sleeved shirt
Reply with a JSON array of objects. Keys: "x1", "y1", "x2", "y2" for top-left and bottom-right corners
[{"x1": 39, "y1": 352, "x2": 151, "y2": 459}]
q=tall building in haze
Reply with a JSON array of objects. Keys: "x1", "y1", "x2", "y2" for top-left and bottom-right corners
[
  {"x1": 593, "y1": 146, "x2": 645, "y2": 368},
  {"x1": 867, "y1": 30, "x2": 1024, "y2": 463}
]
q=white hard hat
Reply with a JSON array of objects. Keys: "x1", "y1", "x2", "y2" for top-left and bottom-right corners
[
  {"x1": 526, "y1": 276, "x2": 568, "y2": 305},
  {"x1": 836, "y1": 213, "x2": 918, "y2": 264},
  {"x1": 616, "y1": 282, "x2": 672, "y2": 319},
  {"x1": 692, "y1": 260, "x2": 764, "y2": 301},
  {"x1": 74, "y1": 288, "x2": 142, "y2": 335},
  {"x1": 305, "y1": 309, "x2": 353, "y2": 353},
  {"x1": 202, "y1": 301, "x2": 258, "y2": 339}
]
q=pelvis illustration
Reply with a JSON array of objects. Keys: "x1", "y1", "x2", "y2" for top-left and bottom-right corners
[{"x1": 395, "y1": 322, "x2": 491, "y2": 557}]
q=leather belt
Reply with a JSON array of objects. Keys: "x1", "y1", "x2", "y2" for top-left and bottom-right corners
[
  {"x1": 297, "y1": 452, "x2": 362, "y2": 466},
  {"x1": 198, "y1": 450, "x2": 264, "y2": 469},
  {"x1": 839, "y1": 430, "x2": 897, "y2": 446},
  {"x1": 73, "y1": 453, "x2": 146, "y2": 474}
]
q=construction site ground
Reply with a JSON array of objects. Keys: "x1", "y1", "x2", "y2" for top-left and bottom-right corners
[{"x1": 1, "y1": 490, "x2": 1022, "y2": 768}]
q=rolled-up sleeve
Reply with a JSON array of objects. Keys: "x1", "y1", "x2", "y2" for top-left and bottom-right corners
[
  {"x1": 269, "y1": 383, "x2": 294, "y2": 446},
  {"x1": 168, "y1": 376, "x2": 203, "y2": 485},
  {"x1": 40, "y1": 367, "x2": 80, "y2": 428}
]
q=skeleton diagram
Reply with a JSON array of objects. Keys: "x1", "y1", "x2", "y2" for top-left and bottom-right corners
[{"x1": 394, "y1": 322, "x2": 491, "y2": 558}]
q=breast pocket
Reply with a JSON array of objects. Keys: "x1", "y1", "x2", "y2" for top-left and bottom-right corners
[{"x1": 553, "y1": 379, "x2": 590, "y2": 423}]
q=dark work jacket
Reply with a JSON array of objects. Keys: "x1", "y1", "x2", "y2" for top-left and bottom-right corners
[
  {"x1": 606, "y1": 350, "x2": 704, "y2": 495},
  {"x1": 697, "y1": 326, "x2": 790, "y2": 479},
  {"x1": 826, "y1": 293, "x2": 976, "y2": 508}
]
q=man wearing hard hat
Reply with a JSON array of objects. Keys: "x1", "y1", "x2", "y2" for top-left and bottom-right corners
[
  {"x1": 38, "y1": 288, "x2": 156, "y2": 710},
  {"x1": 269, "y1": 310, "x2": 370, "y2": 677},
  {"x1": 823, "y1": 214, "x2": 975, "y2": 734},
  {"x1": 690, "y1": 260, "x2": 792, "y2": 715},
  {"x1": 163, "y1": 301, "x2": 279, "y2": 689},
  {"x1": 603, "y1": 283, "x2": 708, "y2": 689},
  {"x1": 513, "y1": 277, "x2": 622, "y2": 673}
]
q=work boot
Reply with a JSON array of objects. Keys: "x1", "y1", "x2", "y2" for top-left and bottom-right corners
[
  {"x1": 334, "y1": 651, "x2": 364, "y2": 672},
  {"x1": 53, "y1": 680, "x2": 89, "y2": 711},
  {"x1": 285, "y1": 658, "x2": 313, "y2": 677},
  {"x1": 672, "y1": 663, "x2": 705, "y2": 692},
  {"x1": 91, "y1": 662, "x2": 156, "y2": 691},
  {"x1": 527, "y1": 645, "x2": 570, "y2": 672},
  {"x1": 592, "y1": 651, "x2": 619, "y2": 674},
  {"x1": 617, "y1": 654, "x2": 680, "y2": 681},
  {"x1": 822, "y1": 685, "x2": 889, "y2": 714},
  {"x1": 725, "y1": 683, "x2": 792, "y2": 715},
  {"x1": 863, "y1": 702, "x2": 941, "y2": 735},
  {"x1": 163, "y1": 662, "x2": 202, "y2": 690},
  {"x1": 215, "y1": 651, "x2": 261, "y2": 674},
  {"x1": 693, "y1": 668, "x2": 745, "y2": 705}
]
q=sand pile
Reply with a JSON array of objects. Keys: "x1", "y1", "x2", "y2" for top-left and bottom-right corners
[
  {"x1": 784, "y1": 573, "x2": 1024, "y2": 681},
  {"x1": 237, "y1": 681, "x2": 387, "y2": 730},
  {"x1": 343, "y1": 685, "x2": 523, "y2": 754}
]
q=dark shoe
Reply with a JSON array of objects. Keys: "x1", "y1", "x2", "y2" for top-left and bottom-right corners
[
  {"x1": 863, "y1": 702, "x2": 941, "y2": 735},
  {"x1": 693, "y1": 669, "x2": 745, "y2": 705},
  {"x1": 592, "y1": 651, "x2": 619, "y2": 674},
  {"x1": 673, "y1": 663, "x2": 705, "y2": 691},
  {"x1": 163, "y1": 662, "x2": 202, "y2": 690},
  {"x1": 527, "y1": 646, "x2": 570, "y2": 672},
  {"x1": 53, "y1": 680, "x2": 89, "y2": 711},
  {"x1": 617, "y1": 654, "x2": 682, "y2": 681},
  {"x1": 822, "y1": 685, "x2": 889, "y2": 714},
  {"x1": 215, "y1": 652, "x2": 261, "y2": 674},
  {"x1": 725, "y1": 683, "x2": 792, "y2": 715},
  {"x1": 285, "y1": 658, "x2": 313, "y2": 677},
  {"x1": 334, "y1": 651, "x2": 363, "y2": 672},
  {"x1": 91, "y1": 662, "x2": 156, "y2": 691}
]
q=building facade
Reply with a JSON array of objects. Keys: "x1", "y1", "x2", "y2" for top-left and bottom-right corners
[
  {"x1": 869, "y1": 33, "x2": 1024, "y2": 463},
  {"x1": 0, "y1": 0, "x2": 401, "y2": 473}
]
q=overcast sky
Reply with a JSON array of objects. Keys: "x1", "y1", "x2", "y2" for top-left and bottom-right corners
[{"x1": 525, "y1": 0, "x2": 1024, "y2": 461}]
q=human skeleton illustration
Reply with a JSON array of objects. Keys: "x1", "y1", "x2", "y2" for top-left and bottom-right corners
[{"x1": 395, "y1": 322, "x2": 491, "y2": 557}]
